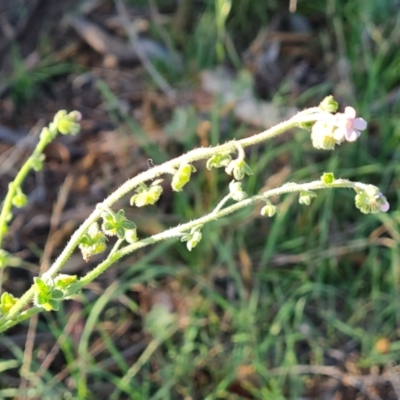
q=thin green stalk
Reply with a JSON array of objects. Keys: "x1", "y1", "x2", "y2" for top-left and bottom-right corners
[{"x1": 0, "y1": 129, "x2": 54, "y2": 248}]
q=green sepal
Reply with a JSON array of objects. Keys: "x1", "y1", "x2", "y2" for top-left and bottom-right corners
[
  {"x1": 319, "y1": 95, "x2": 339, "y2": 113},
  {"x1": 34, "y1": 277, "x2": 49, "y2": 293},
  {"x1": 54, "y1": 274, "x2": 78, "y2": 290},
  {"x1": 101, "y1": 209, "x2": 136, "y2": 239},
  {"x1": 33, "y1": 277, "x2": 64, "y2": 311},
  {"x1": 46, "y1": 299, "x2": 60, "y2": 311}
]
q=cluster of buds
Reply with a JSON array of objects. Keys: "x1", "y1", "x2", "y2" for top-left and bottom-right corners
[{"x1": 354, "y1": 184, "x2": 390, "y2": 214}]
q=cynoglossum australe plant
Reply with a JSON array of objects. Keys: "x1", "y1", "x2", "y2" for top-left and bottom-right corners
[{"x1": 0, "y1": 96, "x2": 390, "y2": 333}]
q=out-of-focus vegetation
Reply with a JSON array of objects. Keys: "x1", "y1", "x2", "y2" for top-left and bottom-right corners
[{"x1": 0, "y1": 0, "x2": 399, "y2": 398}]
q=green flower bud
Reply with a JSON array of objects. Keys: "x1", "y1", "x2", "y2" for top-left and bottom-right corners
[
  {"x1": 321, "y1": 172, "x2": 335, "y2": 185},
  {"x1": 225, "y1": 159, "x2": 253, "y2": 181},
  {"x1": 171, "y1": 163, "x2": 196, "y2": 192},
  {"x1": 32, "y1": 154, "x2": 46, "y2": 171},
  {"x1": 181, "y1": 226, "x2": 203, "y2": 251},
  {"x1": 54, "y1": 274, "x2": 78, "y2": 290},
  {"x1": 12, "y1": 188, "x2": 28, "y2": 208},
  {"x1": 54, "y1": 110, "x2": 81, "y2": 135},
  {"x1": 0, "y1": 292, "x2": 18, "y2": 314},
  {"x1": 299, "y1": 190, "x2": 317, "y2": 205},
  {"x1": 79, "y1": 222, "x2": 107, "y2": 261},
  {"x1": 206, "y1": 154, "x2": 232, "y2": 170},
  {"x1": 130, "y1": 181, "x2": 163, "y2": 207},
  {"x1": 124, "y1": 228, "x2": 138, "y2": 244},
  {"x1": 319, "y1": 95, "x2": 339, "y2": 113}
]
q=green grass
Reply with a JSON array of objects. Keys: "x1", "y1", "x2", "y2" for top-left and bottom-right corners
[{"x1": 1, "y1": 0, "x2": 400, "y2": 398}]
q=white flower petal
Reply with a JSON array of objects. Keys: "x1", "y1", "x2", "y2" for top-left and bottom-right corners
[
  {"x1": 333, "y1": 128, "x2": 345, "y2": 140},
  {"x1": 345, "y1": 128, "x2": 360, "y2": 142},
  {"x1": 380, "y1": 200, "x2": 390, "y2": 212},
  {"x1": 344, "y1": 106, "x2": 356, "y2": 118},
  {"x1": 353, "y1": 118, "x2": 367, "y2": 131}
]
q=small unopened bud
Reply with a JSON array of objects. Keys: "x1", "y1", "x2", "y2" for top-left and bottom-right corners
[
  {"x1": 319, "y1": 95, "x2": 339, "y2": 113},
  {"x1": 321, "y1": 172, "x2": 335, "y2": 185},
  {"x1": 229, "y1": 181, "x2": 247, "y2": 201},
  {"x1": 299, "y1": 190, "x2": 317, "y2": 206},
  {"x1": 12, "y1": 188, "x2": 28, "y2": 208},
  {"x1": 260, "y1": 203, "x2": 277, "y2": 217},
  {"x1": 225, "y1": 159, "x2": 253, "y2": 181}
]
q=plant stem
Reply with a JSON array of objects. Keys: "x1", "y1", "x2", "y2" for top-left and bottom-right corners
[
  {"x1": 72, "y1": 179, "x2": 358, "y2": 291},
  {"x1": 0, "y1": 108, "x2": 328, "y2": 328},
  {"x1": 44, "y1": 109, "x2": 323, "y2": 278},
  {"x1": 0, "y1": 129, "x2": 54, "y2": 248}
]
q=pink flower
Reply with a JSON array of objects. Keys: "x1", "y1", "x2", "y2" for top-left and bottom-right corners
[{"x1": 333, "y1": 107, "x2": 367, "y2": 142}]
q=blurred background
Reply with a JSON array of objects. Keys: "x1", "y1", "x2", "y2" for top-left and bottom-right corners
[{"x1": 0, "y1": 0, "x2": 400, "y2": 398}]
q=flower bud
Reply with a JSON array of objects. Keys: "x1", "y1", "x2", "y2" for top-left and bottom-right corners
[
  {"x1": 124, "y1": 228, "x2": 138, "y2": 244},
  {"x1": 310, "y1": 120, "x2": 337, "y2": 150},
  {"x1": 319, "y1": 95, "x2": 339, "y2": 113},
  {"x1": 171, "y1": 163, "x2": 196, "y2": 192},
  {"x1": 206, "y1": 153, "x2": 232, "y2": 170},
  {"x1": 32, "y1": 154, "x2": 45, "y2": 171},
  {"x1": 54, "y1": 274, "x2": 78, "y2": 290},
  {"x1": 260, "y1": 203, "x2": 277, "y2": 217},
  {"x1": 321, "y1": 172, "x2": 335, "y2": 185},
  {"x1": 355, "y1": 185, "x2": 390, "y2": 214},
  {"x1": 79, "y1": 222, "x2": 107, "y2": 261},
  {"x1": 130, "y1": 182, "x2": 163, "y2": 207},
  {"x1": 229, "y1": 180, "x2": 247, "y2": 201},
  {"x1": 225, "y1": 159, "x2": 253, "y2": 180},
  {"x1": 181, "y1": 226, "x2": 203, "y2": 251},
  {"x1": 12, "y1": 188, "x2": 28, "y2": 208},
  {"x1": 54, "y1": 110, "x2": 81, "y2": 135},
  {"x1": 0, "y1": 292, "x2": 17, "y2": 314},
  {"x1": 299, "y1": 190, "x2": 317, "y2": 205}
]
